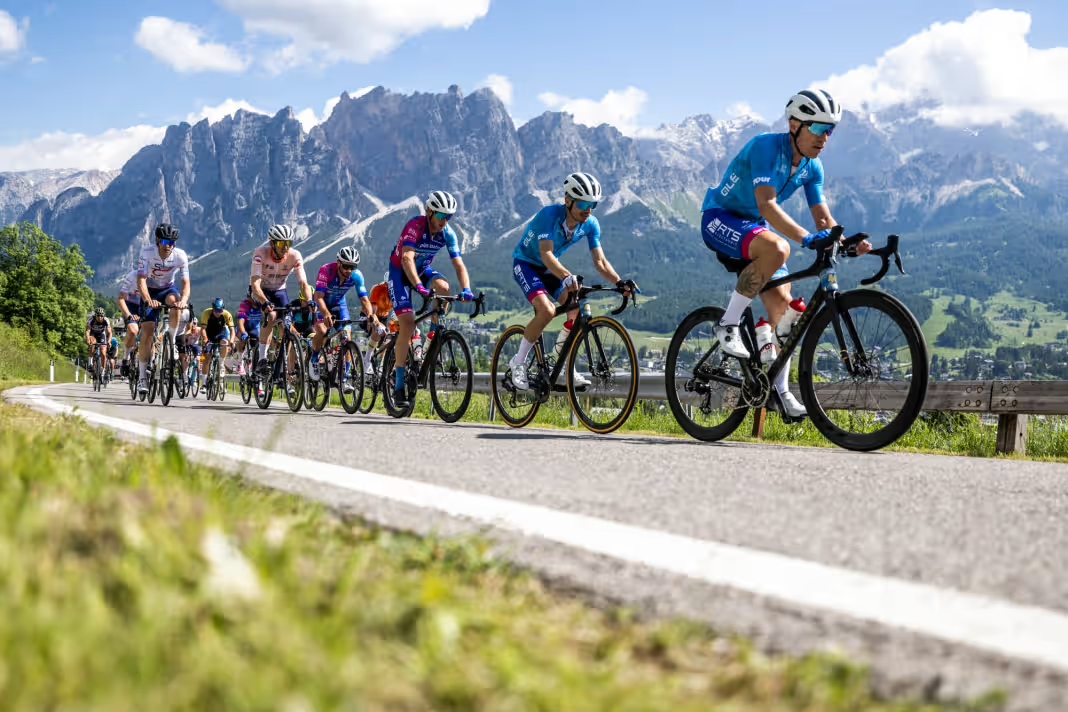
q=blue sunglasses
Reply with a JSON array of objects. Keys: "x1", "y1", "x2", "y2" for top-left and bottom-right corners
[
  {"x1": 575, "y1": 200, "x2": 598, "y2": 211},
  {"x1": 158, "y1": 238, "x2": 177, "y2": 247},
  {"x1": 805, "y1": 121, "x2": 835, "y2": 137},
  {"x1": 432, "y1": 211, "x2": 452, "y2": 222}
]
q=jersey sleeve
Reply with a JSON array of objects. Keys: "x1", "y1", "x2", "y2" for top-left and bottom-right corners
[
  {"x1": 251, "y1": 249, "x2": 264, "y2": 279},
  {"x1": 748, "y1": 136, "x2": 779, "y2": 188},
  {"x1": 400, "y1": 219, "x2": 422, "y2": 248},
  {"x1": 175, "y1": 250, "x2": 189, "y2": 282},
  {"x1": 223, "y1": 311, "x2": 235, "y2": 328},
  {"x1": 585, "y1": 218, "x2": 602, "y2": 251},
  {"x1": 137, "y1": 248, "x2": 148, "y2": 278},
  {"x1": 354, "y1": 271, "x2": 368, "y2": 299},
  {"x1": 445, "y1": 227, "x2": 462, "y2": 259},
  {"x1": 292, "y1": 251, "x2": 307, "y2": 285},
  {"x1": 803, "y1": 160, "x2": 827, "y2": 207},
  {"x1": 200, "y1": 309, "x2": 213, "y2": 324},
  {"x1": 314, "y1": 264, "x2": 331, "y2": 294}
]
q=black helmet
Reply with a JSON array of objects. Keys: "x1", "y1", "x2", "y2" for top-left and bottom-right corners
[{"x1": 155, "y1": 223, "x2": 179, "y2": 241}]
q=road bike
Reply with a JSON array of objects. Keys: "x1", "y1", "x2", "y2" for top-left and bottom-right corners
[
  {"x1": 491, "y1": 279, "x2": 640, "y2": 434},
  {"x1": 381, "y1": 291, "x2": 486, "y2": 421},
  {"x1": 665, "y1": 226, "x2": 929, "y2": 452},
  {"x1": 304, "y1": 316, "x2": 364, "y2": 414},
  {"x1": 254, "y1": 304, "x2": 307, "y2": 412}
]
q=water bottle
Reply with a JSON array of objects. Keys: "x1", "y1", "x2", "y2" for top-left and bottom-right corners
[
  {"x1": 755, "y1": 317, "x2": 777, "y2": 366},
  {"x1": 553, "y1": 319, "x2": 575, "y2": 357},
  {"x1": 775, "y1": 297, "x2": 807, "y2": 345}
]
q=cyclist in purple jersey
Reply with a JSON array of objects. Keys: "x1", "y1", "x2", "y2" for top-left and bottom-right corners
[
  {"x1": 308, "y1": 246, "x2": 380, "y2": 391},
  {"x1": 387, "y1": 190, "x2": 476, "y2": 409},
  {"x1": 700, "y1": 88, "x2": 871, "y2": 417}
]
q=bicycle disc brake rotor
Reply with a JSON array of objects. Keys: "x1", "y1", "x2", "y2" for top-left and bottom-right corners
[{"x1": 741, "y1": 369, "x2": 771, "y2": 409}]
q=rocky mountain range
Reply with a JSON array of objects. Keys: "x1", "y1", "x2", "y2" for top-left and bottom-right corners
[{"x1": 5, "y1": 84, "x2": 1068, "y2": 323}]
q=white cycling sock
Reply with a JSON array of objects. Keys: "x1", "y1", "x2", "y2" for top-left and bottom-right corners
[
  {"x1": 720, "y1": 291, "x2": 752, "y2": 326},
  {"x1": 514, "y1": 337, "x2": 534, "y2": 365},
  {"x1": 138, "y1": 360, "x2": 147, "y2": 379},
  {"x1": 775, "y1": 355, "x2": 792, "y2": 394},
  {"x1": 258, "y1": 343, "x2": 268, "y2": 360}
]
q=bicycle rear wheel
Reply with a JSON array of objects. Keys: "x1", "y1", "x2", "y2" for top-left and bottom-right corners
[
  {"x1": 381, "y1": 347, "x2": 416, "y2": 419},
  {"x1": 358, "y1": 352, "x2": 380, "y2": 414},
  {"x1": 799, "y1": 289, "x2": 929, "y2": 451},
  {"x1": 337, "y1": 340, "x2": 365, "y2": 415},
  {"x1": 429, "y1": 331, "x2": 473, "y2": 423},
  {"x1": 285, "y1": 337, "x2": 305, "y2": 412},
  {"x1": 490, "y1": 325, "x2": 543, "y2": 428},
  {"x1": 665, "y1": 306, "x2": 750, "y2": 442},
  {"x1": 254, "y1": 349, "x2": 275, "y2": 409},
  {"x1": 566, "y1": 317, "x2": 639, "y2": 434},
  {"x1": 304, "y1": 349, "x2": 329, "y2": 411}
]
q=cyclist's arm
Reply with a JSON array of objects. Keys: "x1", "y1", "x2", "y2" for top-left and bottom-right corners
[
  {"x1": 137, "y1": 275, "x2": 150, "y2": 303},
  {"x1": 359, "y1": 296, "x2": 377, "y2": 322},
  {"x1": 809, "y1": 202, "x2": 837, "y2": 231},
  {"x1": 450, "y1": 256, "x2": 470, "y2": 292},
  {"x1": 400, "y1": 247, "x2": 421, "y2": 287},
  {"x1": 314, "y1": 292, "x2": 330, "y2": 317},
  {"x1": 250, "y1": 276, "x2": 269, "y2": 306},
  {"x1": 539, "y1": 240, "x2": 571, "y2": 281},
  {"x1": 755, "y1": 185, "x2": 809, "y2": 244},
  {"x1": 177, "y1": 275, "x2": 191, "y2": 309},
  {"x1": 589, "y1": 247, "x2": 623, "y2": 285},
  {"x1": 296, "y1": 264, "x2": 313, "y2": 301}
]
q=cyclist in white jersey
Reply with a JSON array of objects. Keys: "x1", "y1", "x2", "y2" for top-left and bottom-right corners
[
  {"x1": 135, "y1": 223, "x2": 191, "y2": 394},
  {"x1": 116, "y1": 268, "x2": 142, "y2": 378},
  {"x1": 249, "y1": 223, "x2": 312, "y2": 373}
]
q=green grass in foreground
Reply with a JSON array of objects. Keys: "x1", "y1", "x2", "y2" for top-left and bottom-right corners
[{"x1": 0, "y1": 402, "x2": 1004, "y2": 711}]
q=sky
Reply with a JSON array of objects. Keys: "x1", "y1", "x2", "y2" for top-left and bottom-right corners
[{"x1": 1, "y1": 0, "x2": 1068, "y2": 171}]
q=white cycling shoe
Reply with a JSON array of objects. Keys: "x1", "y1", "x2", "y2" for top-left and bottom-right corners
[
  {"x1": 714, "y1": 322, "x2": 750, "y2": 360},
  {"x1": 778, "y1": 391, "x2": 807, "y2": 418},
  {"x1": 308, "y1": 360, "x2": 320, "y2": 381},
  {"x1": 509, "y1": 359, "x2": 529, "y2": 390},
  {"x1": 571, "y1": 370, "x2": 591, "y2": 388}
]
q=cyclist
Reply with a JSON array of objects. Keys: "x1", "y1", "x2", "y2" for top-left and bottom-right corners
[
  {"x1": 308, "y1": 246, "x2": 380, "y2": 393},
  {"x1": 136, "y1": 223, "x2": 191, "y2": 395},
  {"x1": 236, "y1": 288, "x2": 264, "y2": 379},
  {"x1": 699, "y1": 88, "x2": 870, "y2": 418},
  {"x1": 108, "y1": 332, "x2": 120, "y2": 380},
  {"x1": 84, "y1": 307, "x2": 112, "y2": 380},
  {"x1": 388, "y1": 190, "x2": 476, "y2": 408},
  {"x1": 200, "y1": 297, "x2": 235, "y2": 388},
  {"x1": 362, "y1": 276, "x2": 393, "y2": 374},
  {"x1": 509, "y1": 171, "x2": 638, "y2": 390},
  {"x1": 116, "y1": 268, "x2": 141, "y2": 378},
  {"x1": 180, "y1": 317, "x2": 202, "y2": 386},
  {"x1": 250, "y1": 224, "x2": 312, "y2": 374}
]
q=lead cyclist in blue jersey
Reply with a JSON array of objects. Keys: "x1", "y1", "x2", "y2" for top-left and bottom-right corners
[{"x1": 700, "y1": 88, "x2": 871, "y2": 418}]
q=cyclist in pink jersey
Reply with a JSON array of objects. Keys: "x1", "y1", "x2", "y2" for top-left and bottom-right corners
[{"x1": 249, "y1": 223, "x2": 312, "y2": 374}]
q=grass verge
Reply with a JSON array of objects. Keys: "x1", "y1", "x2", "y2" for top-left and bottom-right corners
[{"x1": 0, "y1": 399, "x2": 1004, "y2": 710}]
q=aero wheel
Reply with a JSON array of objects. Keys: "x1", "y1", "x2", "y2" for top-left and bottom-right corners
[
  {"x1": 285, "y1": 337, "x2": 305, "y2": 412},
  {"x1": 381, "y1": 348, "x2": 416, "y2": 419},
  {"x1": 337, "y1": 341, "x2": 365, "y2": 415},
  {"x1": 358, "y1": 352, "x2": 380, "y2": 414},
  {"x1": 490, "y1": 325, "x2": 542, "y2": 428},
  {"x1": 665, "y1": 306, "x2": 750, "y2": 442},
  {"x1": 254, "y1": 355, "x2": 274, "y2": 409},
  {"x1": 566, "y1": 317, "x2": 639, "y2": 434},
  {"x1": 799, "y1": 289, "x2": 929, "y2": 452},
  {"x1": 212, "y1": 355, "x2": 224, "y2": 401},
  {"x1": 429, "y1": 331, "x2": 473, "y2": 423},
  {"x1": 129, "y1": 366, "x2": 138, "y2": 400},
  {"x1": 159, "y1": 338, "x2": 175, "y2": 406}
]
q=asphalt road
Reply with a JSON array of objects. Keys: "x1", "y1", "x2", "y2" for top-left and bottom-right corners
[{"x1": 8, "y1": 381, "x2": 1068, "y2": 710}]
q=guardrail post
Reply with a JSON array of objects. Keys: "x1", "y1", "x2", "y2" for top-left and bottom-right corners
[
  {"x1": 996, "y1": 414, "x2": 1028, "y2": 455},
  {"x1": 751, "y1": 408, "x2": 766, "y2": 440},
  {"x1": 50, "y1": 359, "x2": 55, "y2": 382},
  {"x1": 570, "y1": 404, "x2": 578, "y2": 427},
  {"x1": 74, "y1": 361, "x2": 80, "y2": 383},
  {"x1": 487, "y1": 395, "x2": 496, "y2": 422}
]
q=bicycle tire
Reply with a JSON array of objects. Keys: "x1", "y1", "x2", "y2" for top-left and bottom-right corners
[
  {"x1": 304, "y1": 349, "x2": 329, "y2": 412},
  {"x1": 798, "y1": 289, "x2": 930, "y2": 452},
  {"x1": 381, "y1": 347, "x2": 416, "y2": 419},
  {"x1": 490, "y1": 325, "x2": 543, "y2": 428},
  {"x1": 566, "y1": 317, "x2": 639, "y2": 434},
  {"x1": 337, "y1": 340, "x2": 364, "y2": 415},
  {"x1": 160, "y1": 336, "x2": 175, "y2": 406},
  {"x1": 665, "y1": 306, "x2": 750, "y2": 442},
  {"x1": 129, "y1": 365, "x2": 138, "y2": 400},
  {"x1": 254, "y1": 352, "x2": 274, "y2": 409},
  {"x1": 240, "y1": 354, "x2": 253, "y2": 404},
  {"x1": 357, "y1": 352, "x2": 380, "y2": 414},
  {"x1": 175, "y1": 360, "x2": 188, "y2": 400},
  {"x1": 214, "y1": 354, "x2": 225, "y2": 401},
  {"x1": 429, "y1": 330, "x2": 473, "y2": 423},
  {"x1": 285, "y1": 336, "x2": 305, "y2": 412}
]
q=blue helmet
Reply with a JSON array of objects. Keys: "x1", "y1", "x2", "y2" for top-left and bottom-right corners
[{"x1": 212, "y1": 297, "x2": 225, "y2": 310}]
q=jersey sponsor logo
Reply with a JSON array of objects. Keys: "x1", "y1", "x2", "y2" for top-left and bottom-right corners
[
  {"x1": 707, "y1": 217, "x2": 742, "y2": 244},
  {"x1": 721, "y1": 172, "x2": 741, "y2": 196},
  {"x1": 753, "y1": 176, "x2": 772, "y2": 185}
]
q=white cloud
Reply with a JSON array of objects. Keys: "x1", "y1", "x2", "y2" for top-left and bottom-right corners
[
  {"x1": 0, "y1": 99, "x2": 271, "y2": 171},
  {"x1": 477, "y1": 74, "x2": 513, "y2": 106},
  {"x1": 724, "y1": 101, "x2": 765, "y2": 123},
  {"x1": 819, "y1": 9, "x2": 1068, "y2": 128},
  {"x1": 0, "y1": 11, "x2": 28, "y2": 54},
  {"x1": 537, "y1": 87, "x2": 649, "y2": 135},
  {"x1": 135, "y1": 16, "x2": 249, "y2": 73},
  {"x1": 219, "y1": 0, "x2": 491, "y2": 69}
]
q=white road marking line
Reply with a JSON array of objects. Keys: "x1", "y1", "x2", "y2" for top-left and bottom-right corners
[{"x1": 23, "y1": 387, "x2": 1068, "y2": 672}]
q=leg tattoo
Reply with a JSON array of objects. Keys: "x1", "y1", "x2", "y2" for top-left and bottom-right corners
[{"x1": 736, "y1": 262, "x2": 769, "y2": 298}]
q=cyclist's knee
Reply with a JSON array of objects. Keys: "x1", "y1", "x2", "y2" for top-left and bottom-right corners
[{"x1": 748, "y1": 232, "x2": 789, "y2": 266}]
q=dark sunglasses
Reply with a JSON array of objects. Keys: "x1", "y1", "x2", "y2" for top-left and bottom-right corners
[
  {"x1": 158, "y1": 238, "x2": 177, "y2": 248},
  {"x1": 432, "y1": 211, "x2": 452, "y2": 222},
  {"x1": 804, "y1": 121, "x2": 835, "y2": 137},
  {"x1": 338, "y1": 262, "x2": 357, "y2": 271}
]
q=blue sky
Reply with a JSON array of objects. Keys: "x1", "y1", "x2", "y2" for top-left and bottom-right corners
[{"x1": 1, "y1": 0, "x2": 1067, "y2": 170}]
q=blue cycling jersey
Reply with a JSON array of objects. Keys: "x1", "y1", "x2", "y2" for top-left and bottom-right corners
[
  {"x1": 512, "y1": 204, "x2": 602, "y2": 267},
  {"x1": 701, "y1": 132, "x2": 826, "y2": 221}
]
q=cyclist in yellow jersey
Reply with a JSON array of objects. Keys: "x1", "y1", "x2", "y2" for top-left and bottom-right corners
[{"x1": 200, "y1": 297, "x2": 235, "y2": 387}]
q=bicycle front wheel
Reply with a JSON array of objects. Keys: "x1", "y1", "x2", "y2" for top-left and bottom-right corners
[
  {"x1": 490, "y1": 325, "x2": 542, "y2": 428},
  {"x1": 285, "y1": 337, "x2": 305, "y2": 412},
  {"x1": 304, "y1": 349, "x2": 328, "y2": 411},
  {"x1": 337, "y1": 341, "x2": 365, "y2": 415},
  {"x1": 159, "y1": 338, "x2": 175, "y2": 406},
  {"x1": 381, "y1": 347, "x2": 416, "y2": 419},
  {"x1": 357, "y1": 352, "x2": 380, "y2": 414},
  {"x1": 799, "y1": 289, "x2": 929, "y2": 451},
  {"x1": 567, "y1": 317, "x2": 639, "y2": 434},
  {"x1": 429, "y1": 330, "x2": 473, "y2": 423},
  {"x1": 665, "y1": 306, "x2": 749, "y2": 442}
]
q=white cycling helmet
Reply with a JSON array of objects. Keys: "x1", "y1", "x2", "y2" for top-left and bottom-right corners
[
  {"x1": 563, "y1": 172, "x2": 603, "y2": 203},
  {"x1": 337, "y1": 245, "x2": 360, "y2": 266},
  {"x1": 425, "y1": 190, "x2": 458, "y2": 215},
  {"x1": 267, "y1": 224, "x2": 294, "y2": 243},
  {"x1": 785, "y1": 89, "x2": 842, "y2": 125}
]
